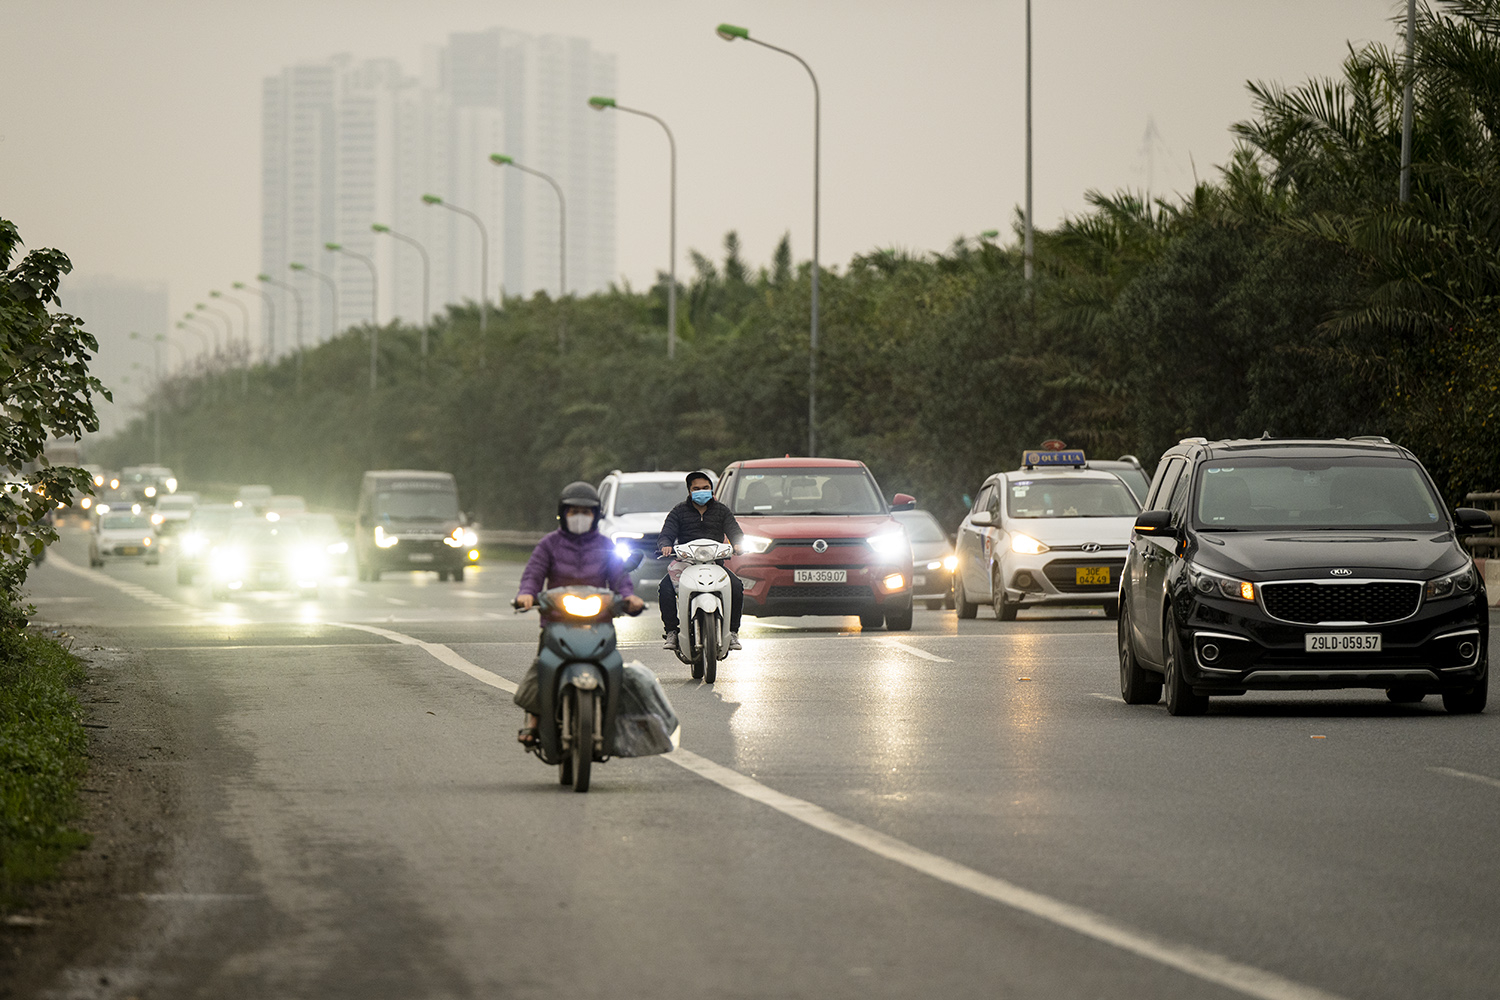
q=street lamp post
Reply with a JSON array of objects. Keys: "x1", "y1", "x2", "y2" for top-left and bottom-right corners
[
  {"x1": 175, "y1": 321, "x2": 209, "y2": 362},
  {"x1": 1024, "y1": 0, "x2": 1034, "y2": 284},
  {"x1": 196, "y1": 302, "x2": 236, "y2": 362},
  {"x1": 326, "y1": 242, "x2": 379, "y2": 392},
  {"x1": 1400, "y1": 0, "x2": 1416, "y2": 202},
  {"x1": 422, "y1": 194, "x2": 489, "y2": 336},
  {"x1": 258, "y1": 273, "x2": 305, "y2": 388},
  {"x1": 184, "y1": 311, "x2": 219, "y2": 355},
  {"x1": 489, "y1": 155, "x2": 566, "y2": 299},
  {"x1": 288, "y1": 262, "x2": 339, "y2": 343},
  {"x1": 209, "y1": 290, "x2": 250, "y2": 358},
  {"x1": 372, "y1": 223, "x2": 431, "y2": 357},
  {"x1": 716, "y1": 23, "x2": 822, "y2": 457},
  {"x1": 589, "y1": 96, "x2": 677, "y2": 358},
  {"x1": 232, "y1": 280, "x2": 276, "y2": 360}
]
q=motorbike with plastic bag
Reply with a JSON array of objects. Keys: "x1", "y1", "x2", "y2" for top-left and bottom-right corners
[
  {"x1": 514, "y1": 585, "x2": 679, "y2": 792},
  {"x1": 669, "y1": 538, "x2": 736, "y2": 683}
]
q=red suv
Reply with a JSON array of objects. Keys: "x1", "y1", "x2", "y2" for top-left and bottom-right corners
[{"x1": 717, "y1": 458, "x2": 916, "y2": 631}]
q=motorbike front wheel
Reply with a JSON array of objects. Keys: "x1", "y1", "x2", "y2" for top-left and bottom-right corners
[
  {"x1": 697, "y1": 610, "x2": 719, "y2": 684},
  {"x1": 571, "y1": 688, "x2": 593, "y2": 792}
]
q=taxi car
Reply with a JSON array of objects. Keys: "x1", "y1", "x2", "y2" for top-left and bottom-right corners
[
  {"x1": 1119, "y1": 436, "x2": 1491, "y2": 715},
  {"x1": 597, "y1": 469, "x2": 710, "y2": 591},
  {"x1": 718, "y1": 458, "x2": 916, "y2": 630},
  {"x1": 955, "y1": 450, "x2": 1140, "y2": 620}
]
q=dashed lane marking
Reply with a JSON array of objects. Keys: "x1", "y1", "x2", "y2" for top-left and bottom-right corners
[
  {"x1": 881, "y1": 639, "x2": 952, "y2": 663},
  {"x1": 337, "y1": 619, "x2": 1348, "y2": 1000},
  {"x1": 45, "y1": 555, "x2": 205, "y2": 617},
  {"x1": 1431, "y1": 766, "x2": 1500, "y2": 791}
]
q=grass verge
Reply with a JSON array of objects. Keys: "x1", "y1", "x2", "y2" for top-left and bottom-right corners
[{"x1": 0, "y1": 624, "x2": 89, "y2": 909}]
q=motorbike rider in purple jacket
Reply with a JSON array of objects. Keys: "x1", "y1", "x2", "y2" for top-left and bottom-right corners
[{"x1": 514, "y1": 481, "x2": 643, "y2": 745}]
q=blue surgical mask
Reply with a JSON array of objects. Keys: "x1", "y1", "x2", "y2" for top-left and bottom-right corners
[{"x1": 690, "y1": 489, "x2": 713, "y2": 506}]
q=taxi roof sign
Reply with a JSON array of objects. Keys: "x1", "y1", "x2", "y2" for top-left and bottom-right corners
[{"x1": 1022, "y1": 449, "x2": 1087, "y2": 469}]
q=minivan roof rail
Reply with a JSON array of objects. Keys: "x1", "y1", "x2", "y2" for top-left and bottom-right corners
[{"x1": 1178, "y1": 437, "x2": 1208, "y2": 445}]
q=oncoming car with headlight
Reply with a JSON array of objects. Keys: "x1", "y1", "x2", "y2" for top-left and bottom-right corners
[
  {"x1": 208, "y1": 518, "x2": 327, "y2": 600},
  {"x1": 717, "y1": 458, "x2": 916, "y2": 631},
  {"x1": 355, "y1": 470, "x2": 478, "y2": 581},
  {"x1": 176, "y1": 503, "x2": 237, "y2": 584},
  {"x1": 955, "y1": 451, "x2": 1141, "y2": 621},
  {"x1": 1118, "y1": 437, "x2": 1491, "y2": 715},
  {"x1": 89, "y1": 510, "x2": 158, "y2": 567}
]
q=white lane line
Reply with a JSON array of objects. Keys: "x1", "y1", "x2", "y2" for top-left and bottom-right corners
[
  {"x1": 1088, "y1": 692, "x2": 1118, "y2": 701},
  {"x1": 329, "y1": 622, "x2": 517, "y2": 694},
  {"x1": 44, "y1": 555, "x2": 204, "y2": 616},
  {"x1": 385, "y1": 597, "x2": 413, "y2": 606},
  {"x1": 1431, "y1": 766, "x2": 1500, "y2": 790},
  {"x1": 881, "y1": 639, "x2": 952, "y2": 663},
  {"x1": 343, "y1": 619, "x2": 1345, "y2": 1000}
]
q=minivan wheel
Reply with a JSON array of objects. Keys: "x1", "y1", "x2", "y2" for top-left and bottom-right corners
[
  {"x1": 1163, "y1": 623, "x2": 1208, "y2": 716},
  {"x1": 1443, "y1": 672, "x2": 1488, "y2": 714},
  {"x1": 954, "y1": 575, "x2": 978, "y2": 620},
  {"x1": 1118, "y1": 603, "x2": 1161, "y2": 705}
]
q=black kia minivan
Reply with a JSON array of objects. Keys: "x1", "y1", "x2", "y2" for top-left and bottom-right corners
[{"x1": 1118, "y1": 437, "x2": 1492, "y2": 715}]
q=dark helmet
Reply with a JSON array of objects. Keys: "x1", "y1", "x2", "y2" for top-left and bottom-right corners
[{"x1": 558, "y1": 481, "x2": 602, "y2": 532}]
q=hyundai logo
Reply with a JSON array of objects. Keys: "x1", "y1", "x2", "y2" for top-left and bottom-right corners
[
  {"x1": 812, "y1": 539, "x2": 828, "y2": 554},
  {"x1": 1330, "y1": 568, "x2": 1353, "y2": 576},
  {"x1": 1081, "y1": 542, "x2": 1102, "y2": 553}
]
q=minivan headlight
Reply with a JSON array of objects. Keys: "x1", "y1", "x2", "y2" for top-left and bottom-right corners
[
  {"x1": 1187, "y1": 565, "x2": 1255, "y2": 602},
  {"x1": 1426, "y1": 565, "x2": 1477, "y2": 600},
  {"x1": 374, "y1": 525, "x2": 400, "y2": 548}
]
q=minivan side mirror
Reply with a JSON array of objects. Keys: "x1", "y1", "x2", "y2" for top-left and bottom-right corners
[
  {"x1": 1454, "y1": 507, "x2": 1494, "y2": 536},
  {"x1": 891, "y1": 493, "x2": 916, "y2": 511},
  {"x1": 1134, "y1": 510, "x2": 1175, "y2": 535},
  {"x1": 969, "y1": 510, "x2": 995, "y2": 527}
]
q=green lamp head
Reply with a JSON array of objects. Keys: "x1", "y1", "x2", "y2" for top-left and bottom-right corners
[
  {"x1": 489, "y1": 154, "x2": 514, "y2": 166},
  {"x1": 371, "y1": 223, "x2": 390, "y2": 233},
  {"x1": 232, "y1": 281, "x2": 247, "y2": 290},
  {"x1": 256, "y1": 273, "x2": 272, "y2": 282},
  {"x1": 979, "y1": 229, "x2": 1000, "y2": 240},
  {"x1": 587, "y1": 96, "x2": 616, "y2": 111},
  {"x1": 209, "y1": 290, "x2": 223, "y2": 298},
  {"x1": 421, "y1": 194, "x2": 443, "y2": 205},
  {"x1": 716, "y1": 23, "x2": 749, "y2": 41},
  {"x1": 289, "y1": 262, "x2": 306, "y2": 271},
  {"x1": 324, "y1": 242, "x2": 342, "y2": 251}
]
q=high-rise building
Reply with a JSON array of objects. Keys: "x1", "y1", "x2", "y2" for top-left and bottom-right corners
[
  {"x1": 57, "y1": 276, "x2": 170, "y2": 439},
  {"x1": 260, "y1": 31, "x2": 616, "y2": 351}
]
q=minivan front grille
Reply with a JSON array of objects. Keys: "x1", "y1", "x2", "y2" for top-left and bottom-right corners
[{"x1": 1260, "y1": 581, "x2": 1422, "y2": 625}]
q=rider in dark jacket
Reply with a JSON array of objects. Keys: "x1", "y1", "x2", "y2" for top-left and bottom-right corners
[
  {"x1": 514, "y1": 481, "x2": 643, "y2": 745},
  {"x1": 657, "y1": 471, "x2": 745, "y2": 650}
]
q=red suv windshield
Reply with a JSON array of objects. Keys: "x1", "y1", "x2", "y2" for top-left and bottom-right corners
[{"x1": 729, "y1": 468, "x2": 885, "y2": 516}]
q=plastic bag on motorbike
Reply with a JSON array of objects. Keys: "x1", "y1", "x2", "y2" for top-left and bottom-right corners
[{"x1": 612, "y1": 661, "x2": 680, "y2": 757}]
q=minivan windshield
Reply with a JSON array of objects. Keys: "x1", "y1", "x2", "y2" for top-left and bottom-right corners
[
  {"x1": 731, "y1": 468, "x2": 884, "y2": 515},
  {"x1": 1195, "y1": 457, "x2": 1444, "y2": 529},
  {"x1": 375, "y1": 488, "x2": 459, "y2": 522},
  {"x1": 615, "y1": 481, "x2": 686, "y2": 516},
  {"x1": 1007, "y1": 478, "x2": 1140, "y2": 518}
]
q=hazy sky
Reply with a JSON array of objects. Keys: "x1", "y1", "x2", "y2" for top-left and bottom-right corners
[{"x1": 4, "y1": 0, "x2": 1403, "y2": 335}]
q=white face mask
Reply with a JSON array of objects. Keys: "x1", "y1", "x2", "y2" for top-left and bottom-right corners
[{"x1": 566, "y1": 513, "x2": 594, "y2": 534}]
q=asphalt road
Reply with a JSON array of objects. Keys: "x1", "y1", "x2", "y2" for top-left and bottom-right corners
[{"x1": 25, "y1": 526, "x2": 1500, "y2": 1000}]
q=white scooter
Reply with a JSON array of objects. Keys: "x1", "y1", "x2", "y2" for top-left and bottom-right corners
[{"x1": 671, "y1": 539, "x2": 735, "y2": 683}]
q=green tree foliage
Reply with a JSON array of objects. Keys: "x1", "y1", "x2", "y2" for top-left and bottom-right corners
[
  {"x1": 0, "y1": 219, "x2": 109, "y2": 591},
  {"x1": 98, "y1": 2, "x2": 1500, "y2": 521}
]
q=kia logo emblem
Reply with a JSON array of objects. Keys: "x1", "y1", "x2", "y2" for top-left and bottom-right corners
[
  {"x1": 812, "y1": 539, "x2": 828, "y2": 553},
  {"x1": 1330, "y1": 568, "x2": 1352, "y2": 576},
  {"x1": 1081, "y1": 543, "x2": 1101, "y2": 553}
]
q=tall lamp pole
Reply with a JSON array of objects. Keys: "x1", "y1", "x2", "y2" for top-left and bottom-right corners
[
  {"x1": 288, "y1": 262, "x2": 339, "y2": 343},
  {"x1": 232, "y1": 280, "x2": 275, "y2": 360},
  {"x1": 175, "y1": 321, "x2": 209, "y2": 362},
  {"x1": 1024, "y1": 0, "x2": 1034, "y2": 284},
  {"x1": 372, "y1": 223, "x2": 431, "y2": 357},
  {"x1": 589, "y1": 96, "x2": 677, "y2": 358},
  {"x1": 209, "y1": 291, "x2": 250, "y2": 356},
  {"x1": 716, "y1": 24, "x2": 821, "y2": 456},
  {"x1": 421, "y1": 194, "x2": 489, "y2": 335},
  {"x1": 1400, "y1": 0, "x2": 1416, "y2": 203},
  {"x1": 184, "y1": 311, "x2": 220, "y2": 355},
  {"x1": 258, "y1": 273, "x2": 305, "y2": 388},
  {"x1": 326, "y1": 242, "x2": 379, "y2": 392},
  {"x1": 488, "y1": 155, "x2": 567, "y2": 299}
]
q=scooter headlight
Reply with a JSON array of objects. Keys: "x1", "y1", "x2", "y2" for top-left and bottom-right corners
[{"x1": 560, "y1": 593, "x2": 604, "y2": 618}]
